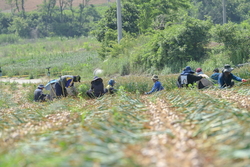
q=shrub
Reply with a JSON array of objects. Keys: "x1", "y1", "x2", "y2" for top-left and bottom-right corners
[
  {"x1": 211, "y1": 22, "x2": 250, "y2": 64},
  {"x1": 132, "y1": 17, "x2": 212, "y2": 73},
  {"x1": 0, "y1": 34, "x2": 20, "y2": 45}
]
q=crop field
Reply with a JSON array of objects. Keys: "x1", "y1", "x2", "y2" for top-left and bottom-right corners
[
  {"x1": 1, "y1": 77, "x2": 250, "y2": 166},
  {"x1": 1, "y1": 38, "x2": 250, "y2": 166}
]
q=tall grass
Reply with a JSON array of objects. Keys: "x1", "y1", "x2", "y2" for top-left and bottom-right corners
[
  {"x1": 0, "y1": 37, "x2": 102, "y2": 77},
  {"x1": 0, "y1": 34, "x2": 20, "y2": 45}
]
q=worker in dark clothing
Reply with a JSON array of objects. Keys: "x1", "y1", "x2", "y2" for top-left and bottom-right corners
[
  {"x1": 34, "y1": 84, "x2": 47, "y2": 102},
  {"x1": 55, "y1": 75, "x2": 81, "y2": 97},
  {"x1": 86, "y1": 76, "x2": 105, "y2": 98},
  {"x1": 177, "y1": 66, "x2": 203, "y2": 88},
  {"x1": 218, "y1": 64, "x2": 247, "y2": 88}
]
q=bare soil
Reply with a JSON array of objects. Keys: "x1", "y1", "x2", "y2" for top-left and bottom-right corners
[
  {"x1": 0, "y1": 77, "x2": 45, "y2": 84},
  {"x1": 0, "y1": 0, "x2": 116, "y2": 12}
]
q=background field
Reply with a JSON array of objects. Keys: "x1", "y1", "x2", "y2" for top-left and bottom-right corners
[{"x1": 0, "y1": 0, "x2": 116, "y2": 12}]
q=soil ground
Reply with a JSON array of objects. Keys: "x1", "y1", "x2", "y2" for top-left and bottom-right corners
[
  {"x1": 0, "y1": 77, "x2": 43, "y2": 84},
  {"x1": 0, "y1": 0, "x2": 116, "y2": 12}
]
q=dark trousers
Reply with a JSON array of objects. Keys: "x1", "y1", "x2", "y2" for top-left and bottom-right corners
[
  {"x1": 55, "y1": 82, "x2": 67, "y2": 97},
  {"x1": 86, "y1": 90, "x2": 104, "y2": 98}
]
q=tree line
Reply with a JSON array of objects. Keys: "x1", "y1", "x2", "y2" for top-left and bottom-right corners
[
  {"x1": 0, "y1": 0, "x2": 100, "y2": 38},
  {"x1": 0, "y1": 0, "x2": 250, "y2": 73}
]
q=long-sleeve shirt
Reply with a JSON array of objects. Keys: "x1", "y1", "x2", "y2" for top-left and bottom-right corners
[
  {"x1": 210, "y1": 73, "x2": 220, "y2": 81},
  {"x1": 59, "y1": 75, "x2": 74, "y2": 88},
  {"x1": 146, "y1": 81, "x2": 164, "y2": 94},
  {"x1": 218, "y1": 73, "x2": 242, "y2": 88}
]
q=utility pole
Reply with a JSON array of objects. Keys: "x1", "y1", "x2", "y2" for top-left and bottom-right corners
[
  {"x1": 0, "y1": 67, "x2": 2, "y2": 89},
  {"x1": 116, "y1": 0, "x2": 122, "y2": 43},
  {"x1": 222, "y1": 0, "x2": 226, "y2": 24}
]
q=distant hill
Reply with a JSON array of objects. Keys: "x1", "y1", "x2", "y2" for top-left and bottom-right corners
[{"x1": 0, "y1": 0, "x2": 115, "y2": 12}]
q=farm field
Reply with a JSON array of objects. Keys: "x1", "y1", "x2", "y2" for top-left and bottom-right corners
[
  {"x1": 1, "y1": 37, "x2": 250, "y2": 166},
  {"x1": 1, "y1": 72, "x2": 250, "y2": 166},
  {"x1": 0, "y1": 0, "x2": 116, "y2": 12}
]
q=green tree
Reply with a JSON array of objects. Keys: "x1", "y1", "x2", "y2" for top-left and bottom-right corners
[
  {"x1": 211, "y1": 22, "x2": 250, "y2": 64},
  {"x1": 5, "y1": 0, "x2": 26, "y2": 17},
  {"x1": 124, "y1": 0, "x2": 189, "y2": 33},
  {"x1": 8, "y1": 16, "x2": 30, "y2": 38},
  {"x1": 94, "y1": 2, "x2": 140, "y2": 42},
  {"x1": 132, "y1": 17, "x2": 212, "y2": 72},
  {"x1": 0, "y1": 13, "x2": 12, "y2": 34},
  {"x1": 189, "y1": 0, "x2": 250, "y2": 24}
]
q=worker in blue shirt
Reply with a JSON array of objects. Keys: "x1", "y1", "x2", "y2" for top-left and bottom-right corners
[
  {"x1": 218, "y1": 64, "x2": 246, "y2": 88},
  {"x1": 145, "y1": 75, "x2": 164, "y2": 94},
  {"x1": 210, "y1": 68, "x2": 220, "y2": 82}
]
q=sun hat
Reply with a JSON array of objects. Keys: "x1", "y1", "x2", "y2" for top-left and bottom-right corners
[
  {"x1": 92, "y1": 76, "x2": 103, "y2": 83},
  {"x1": 38, "y1": 84, "x2": 45, "y2": 89},
  {"x1": 151, "y1": 75, "x2": 159, "y2": 80},
  {"x1": 181, "y1": 66, "x2": 195, "y2": 75},
  {"x1": 223, "y1": 64, "x2": 234, "y2": 73}
]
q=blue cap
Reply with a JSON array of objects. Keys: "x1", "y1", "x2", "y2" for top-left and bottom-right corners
[{"x1": 108, "y1": 79, "x2": 116, "y2": 86}]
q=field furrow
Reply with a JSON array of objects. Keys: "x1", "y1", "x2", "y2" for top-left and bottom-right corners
[{"x1": 139, "y1": 97, "x2": 207, "y2": 167}]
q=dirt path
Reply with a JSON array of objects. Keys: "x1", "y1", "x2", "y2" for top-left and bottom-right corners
[
  {"x1": 0, "y1": 77, "x2": 44, "y2": 84},
  {"x1": 138, "y1": 98, "x2": 211, "y2": 167}
]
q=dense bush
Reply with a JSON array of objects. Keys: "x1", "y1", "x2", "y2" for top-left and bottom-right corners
[
  {"x1": 0, "y1": 34, "x2": 20, "y2": 45},
  {"x1": 211, "y1": 21, "x2": 250, "y2": 64},
  {"x1": 131, "y1": 17, "x2": 212, "y2": 73}
]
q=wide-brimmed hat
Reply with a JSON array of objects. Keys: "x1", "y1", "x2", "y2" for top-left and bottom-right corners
[
  {"x1": 38, "y1": 84, "x2": 45, "y2": 89},
  {"x1": 184, "y1": 66, "x2": 195, "y2": 73},
  {"x1": 151, "y1": 75, "x2": 159, "y2": 80},
  {"x1": 91, "y1": 76, "x2": 103, "y2": 83},
  {"x1": 93, "y1": 76, "x2": 99, "y2": 80},
  {"x1": 223, "y1": 64, "x2": 234, "y2": 73}
]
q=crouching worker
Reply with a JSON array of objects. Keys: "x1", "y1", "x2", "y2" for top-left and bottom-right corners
[
  {"x1": 195, "y1": 68, "x2": 213, "y2": 89},
  {"x1": 55, "y1": 75, "x2": 81, "y2": 97},
  {"x1": 218, "y1": 64, "x2": 247, "y2": 88},
  {"x1": 177, "y1": 66, "x2": 203, "y2": 88},
  {"x1": 145, "y1": 75, "x2": 164, "y2": 95},
  {"x1": 210, "y1": 68, "x2": 220, "y2": 82},
  {"x1": 34, "y1": 84, "x2": 48, "y2": 102},
  {"x1": 105, "y1": 79, "x2": 117, "y2": 94},
  {"x1": 86, "y1": 76, "x2": 105, "y2": 98}
]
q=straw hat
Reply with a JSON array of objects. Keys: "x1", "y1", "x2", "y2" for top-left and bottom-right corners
[{"x1": 151, "y1": 75, "x2": 159, "y2": 80}]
